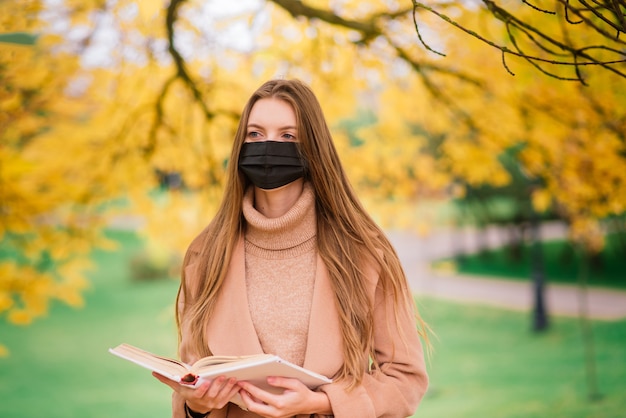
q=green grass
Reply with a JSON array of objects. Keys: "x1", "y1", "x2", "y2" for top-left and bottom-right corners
[
  {"x1": 0, "y1": 230, "x2": 180, "y2": 417},
  {"x1": 416, "y1": 299, "x2": 626, "y2": 418},
  {"x1": 1, "y1": 230, "x2": 624, "y2": 418},
  {"x1": 442, "y1": 234, "x2": 626, "y2": 289}
]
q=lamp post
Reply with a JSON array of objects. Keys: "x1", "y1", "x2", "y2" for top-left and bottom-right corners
[{"x1": 529, "y1": 207, "x2": 549, "y2": 331}]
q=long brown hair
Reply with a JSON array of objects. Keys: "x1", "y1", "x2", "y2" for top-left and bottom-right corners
[{"x1": 177, "y1": 79, "x2": 428, "y2": 387}]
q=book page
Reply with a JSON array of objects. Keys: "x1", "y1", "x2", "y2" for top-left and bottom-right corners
[
  {"x1": 191, "y1": 353, "x2": 275, "y2": 370},
  {"x1": 109, "y1": 343, "x2": 191, "y2": 381}
]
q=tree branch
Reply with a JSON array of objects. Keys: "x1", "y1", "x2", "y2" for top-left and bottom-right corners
[
  {"x1": 269, "y1": 0, "x2": 486, "y2": 137},
  {"x1": 412, "y1": 0, "x2": 626, "y2": 83},
  {"x1": 166, "y1": 0, "x2": 214, "y2": 120},
  {"x1": 145, "y1": 74, "x2": 177, "y2": 157},
  {"x1": 270, "y1": 0, "x2": 384, "y2": 43},
  {"x1": 555, "y1": 0, "x2": 626, "y2": 43}
]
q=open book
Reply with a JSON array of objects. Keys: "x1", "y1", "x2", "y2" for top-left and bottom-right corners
[{"x1": 109, "y1": 343, "x2": 332, "y2": 399}]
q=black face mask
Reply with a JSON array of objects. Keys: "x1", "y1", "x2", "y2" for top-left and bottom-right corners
[{"x1": 238, "y1": 141, "x2": 307, "y2": 190}]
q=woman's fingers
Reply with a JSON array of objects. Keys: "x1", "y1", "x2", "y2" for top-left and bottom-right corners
[
  {"x1": 204, "y1": 376, "x2": 238, "y2": 401},
  {"x1": 237, "y1": 378, "x2": 315, "y2": 417}
]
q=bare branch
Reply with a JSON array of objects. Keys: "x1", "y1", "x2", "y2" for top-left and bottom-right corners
[
  {"x1": 568, "y1": 0, "x2": 624, "y2": 34},
  {"x1": 411, "y1": 2, "x2": 446, "y2": 56},
  {"x1": 564, "y1": 0, "x2": 584, "y2": 24},
  {"x1": 505, "y1": 18, "x2": 584, "y2": 82},
  {"x1": 392, "y1": 44, "x2": 483, "y2": 86},
  {"x1": 608, "y1": 0, "x2": 626, "y2": 33},
  {"x1": 412, "y1": 0, "x2": 626, "y2": 83},
  {"x1": 522, "y1": 0, "x2": 557, "y2": 15}
]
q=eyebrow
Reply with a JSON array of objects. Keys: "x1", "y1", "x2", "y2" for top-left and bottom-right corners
[{"x1": 246, "y1": 123, "x2": 298, "y2": 131}]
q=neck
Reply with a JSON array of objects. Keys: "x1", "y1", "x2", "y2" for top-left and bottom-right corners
[{"x1": 253, "y1": 178, "x2": 305, "y2": 218}]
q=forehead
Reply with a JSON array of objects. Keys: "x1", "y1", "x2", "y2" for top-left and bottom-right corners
[{"x1": 248, "y1": 98, "x2": 296, "y2": 126}]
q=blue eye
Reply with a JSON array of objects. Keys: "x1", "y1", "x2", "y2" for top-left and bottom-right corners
[{"x1": 282, "y1": 133, "x2": 296, "y2": 140}]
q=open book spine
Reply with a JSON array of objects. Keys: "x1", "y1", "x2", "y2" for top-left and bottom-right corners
[{"x1": 179, "y1": 373, "x2": 200, "y2": 386}]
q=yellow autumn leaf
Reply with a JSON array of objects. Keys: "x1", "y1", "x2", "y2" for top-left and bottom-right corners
[
  {"x1": 8, "y1": 309, "x2": 32, "y2": 326},
  {"x1": 0, "y1": 292, "x2": 14, "y2": 312},
  {"x1": 532, "y1": 189, "x2": 552, "y2": 213}
]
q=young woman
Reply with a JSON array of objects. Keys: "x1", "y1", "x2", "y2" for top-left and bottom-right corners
[{"x1": 154, "y1": 79, "x2": 429, "y2": 418}]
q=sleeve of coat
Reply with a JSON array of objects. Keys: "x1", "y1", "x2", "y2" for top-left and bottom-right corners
[{"x1": 319, "y1": 279, "x2": 429, "y2": 418}]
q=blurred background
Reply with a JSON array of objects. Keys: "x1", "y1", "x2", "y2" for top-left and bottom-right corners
[{"x1": 1, "y1": 1, "x2": 625, "y2": 417}]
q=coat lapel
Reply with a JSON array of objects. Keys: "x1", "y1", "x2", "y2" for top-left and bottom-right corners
[
  {"x1": 302, "y1": 255, "x2": 344, "y2": 378},
  {"x1": 205, "y1": 236, "x2": 264, "y2": 356}
]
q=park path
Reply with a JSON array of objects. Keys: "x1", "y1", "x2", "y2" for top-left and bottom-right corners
[
  {"x1": 387, "y1": 221, "x2": 626, "y2": 320},
  {"x1": 111, "y1": 215, "x2": 626, "y2": 320}
]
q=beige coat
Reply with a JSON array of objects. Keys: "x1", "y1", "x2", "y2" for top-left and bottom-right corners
[{"x1": 172, "y1": 235, "x2": 428, "y2": 418}]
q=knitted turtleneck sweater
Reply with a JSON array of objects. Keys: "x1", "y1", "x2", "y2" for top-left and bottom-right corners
[{"x1": 242, "y1": 183, "x2": 317, "y2": 367}]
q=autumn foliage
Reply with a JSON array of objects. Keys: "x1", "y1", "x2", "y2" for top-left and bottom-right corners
[{"x1": 1, "y1": 0, "x2": 625, "y2": 352}]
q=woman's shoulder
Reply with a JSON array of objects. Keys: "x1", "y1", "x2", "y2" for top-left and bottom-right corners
[
  {"x1": 180, "y1": 226, "x2": 213, "y2": 295},
  {"x1": 188, "y1": 229, "x2": 207, "y2": 254},
  {"x1": 183, "y1": 222, "x2": 242, "y2": 264},
  {"x1": 183, "y1": 224, "x2": 213, "y2": 262}
]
